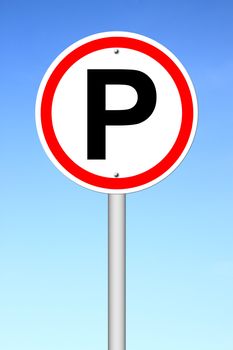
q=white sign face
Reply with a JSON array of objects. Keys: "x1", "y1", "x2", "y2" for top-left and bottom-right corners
[{"x1": 36, "y1": 32, "x2": 198, "y2": 193}]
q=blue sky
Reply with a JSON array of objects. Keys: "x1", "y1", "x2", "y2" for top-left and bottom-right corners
[{"x1": 1, "y1": 1, "x2": 233, "y2": 349}]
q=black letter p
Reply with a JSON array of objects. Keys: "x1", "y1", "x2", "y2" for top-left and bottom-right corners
[{"x1": 87, "y1": 69, "x2": 157, "y2": 159}]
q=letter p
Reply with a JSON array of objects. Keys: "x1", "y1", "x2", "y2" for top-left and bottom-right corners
[{"x1": 87, "y1": 69, "x2": 157, "y2": 159}]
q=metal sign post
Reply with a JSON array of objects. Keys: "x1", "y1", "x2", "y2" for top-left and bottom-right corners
[{"x1": 108, "y1": 194, "x2": 126, "y2": 350}]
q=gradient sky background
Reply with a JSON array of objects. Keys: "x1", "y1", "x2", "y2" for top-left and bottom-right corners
[{"x1": 1, "y1": 1, "x2": 233, "y2": 349}]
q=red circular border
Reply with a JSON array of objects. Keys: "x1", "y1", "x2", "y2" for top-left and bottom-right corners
[{"x1": 41, "y1": 36, "x2": 194, "y2": 190}]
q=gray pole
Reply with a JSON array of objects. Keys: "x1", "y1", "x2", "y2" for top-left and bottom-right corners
[{"x1": 108, "y1": 194, "x2": 126, "y2": 350}]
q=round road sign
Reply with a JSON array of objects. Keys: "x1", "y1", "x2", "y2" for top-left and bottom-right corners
[{"x1": 36, "y1": 31, "x2": 198, "y2": 193}]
